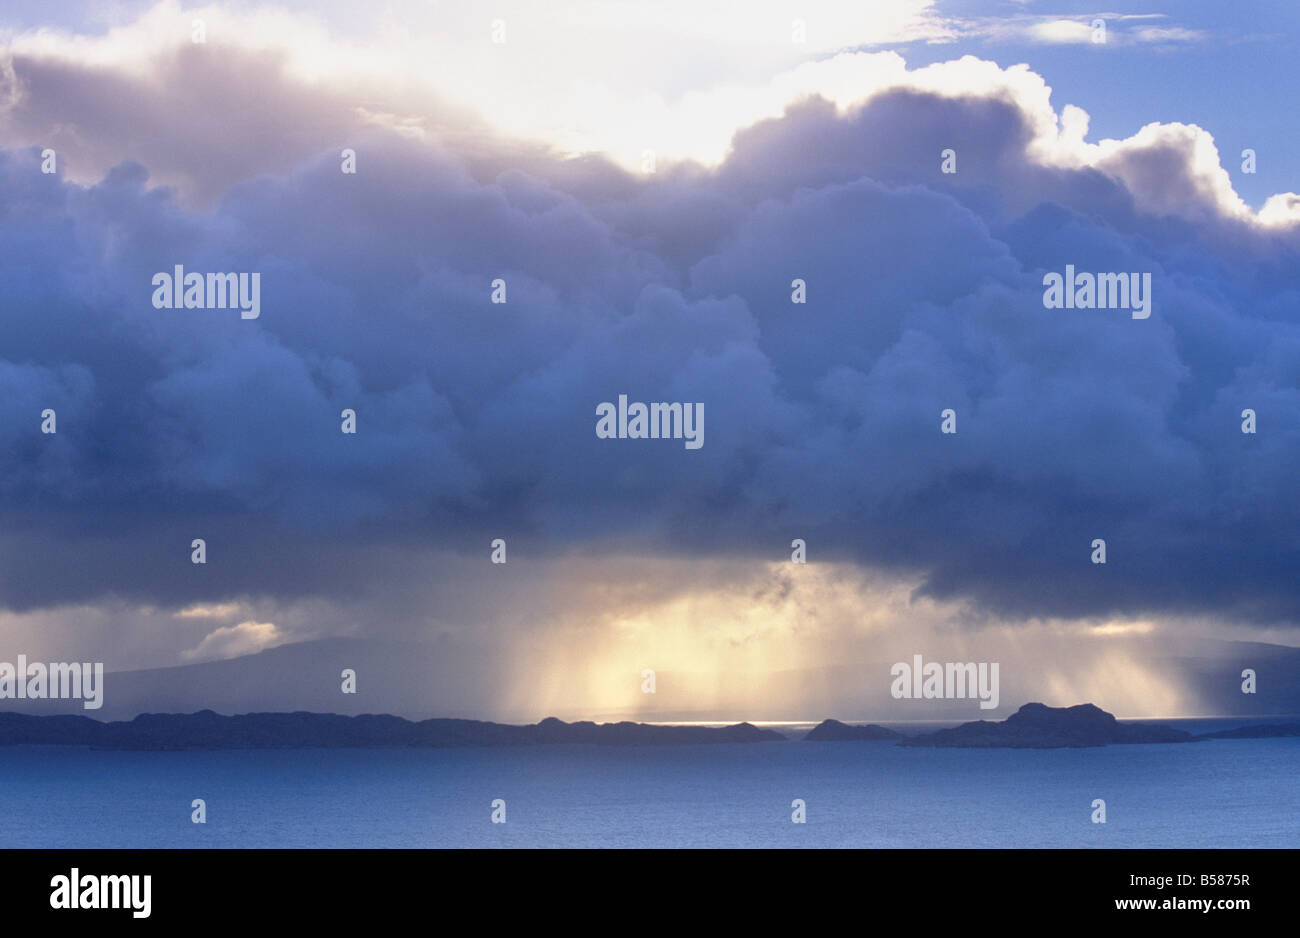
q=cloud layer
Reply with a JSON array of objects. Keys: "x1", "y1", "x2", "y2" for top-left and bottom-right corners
[{"x1": 0, "y1": 6, "x2": 1298, "y2": 681}]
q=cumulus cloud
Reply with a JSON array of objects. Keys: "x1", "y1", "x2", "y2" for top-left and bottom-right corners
[
  {"x1": 0, "y1": 0, "x2": 956, "y2": 184},
  {"x1": 181, "y1": 620, "x2": 288, "y2": 662},
  {"x1": 0, "y1": 4, "x2": 1296, "y2": 684}
]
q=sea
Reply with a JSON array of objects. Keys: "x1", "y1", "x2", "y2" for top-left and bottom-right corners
[{"x1": 2, "y1": 718, "x2": 1296, "y2": 848}]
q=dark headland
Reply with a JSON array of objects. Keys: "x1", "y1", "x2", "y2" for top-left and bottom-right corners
[
  {"x1": 804, "y1": 719, "x2": 903, "y2": 741},
  {"x1": 809, "y1": 703, "x2": 1300, "y2": 749},
  {"x1": 0, "y1": 711, "x2": 785, "y2": 750},
  {"x1": 1, "y1": 703, "x2": 1296, "y2": 751},
  {"x1": 896, "y1": 702, "x2": 1193, "y2": 748}
]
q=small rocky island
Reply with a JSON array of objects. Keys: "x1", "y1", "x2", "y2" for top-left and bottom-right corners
[
  {"x1": 807, "y1": 703, "x2": 1300, "y2": 749},
  {"x1": 897, "y1": 702, "x2": 1192, "y2": 748},
  {"x1": 804, "y1": 719, "x2": 902, "y2": 741}
]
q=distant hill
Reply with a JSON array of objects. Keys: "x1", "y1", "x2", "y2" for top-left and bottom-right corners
[
  {"x1": 899, "y1": 703, "x2": 1192, "y2": 749},
  {"x1": 1168, "y1": 640, "x2": 1300, "y2": 716},
  {"x1": 0, "y1": 638, "x2": 497, "y2": 722},
  {"x1": 803, "y1": 719, "x2": 902, "y2": 741},
  {"x1": 5, "y1": 703, "x2": 1297, "y2": 751},
  {"x1": 0, "y1": 710, "x2": 787, "y2": 750}
]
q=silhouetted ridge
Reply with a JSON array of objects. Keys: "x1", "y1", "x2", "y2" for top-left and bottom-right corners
[
  {"x1": 899, "y1": 702, "x2": 1193, "y2": 749},
  {"x1": 0, "y1": 711, "x2": 786, "y2": 750},
  {"x1": 8, "y1": 705, "x2": 1295, "y2": 751},
  {"x1": 803, "y1": 719, "x2": 903, "y2": 741}
]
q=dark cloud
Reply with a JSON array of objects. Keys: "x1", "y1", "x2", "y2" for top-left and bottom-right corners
[{"x1": 0, "y1": 56, "x2": 1298, "y2": 637}]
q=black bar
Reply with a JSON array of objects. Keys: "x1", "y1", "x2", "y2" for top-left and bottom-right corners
[{"x1": 2, "y1": 848, "x2": 1285, "y2": 925}]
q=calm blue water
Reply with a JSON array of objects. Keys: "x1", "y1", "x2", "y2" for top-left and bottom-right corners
[{"x1": 2, "y1": 732, "x2": 1296, "y2": 848}]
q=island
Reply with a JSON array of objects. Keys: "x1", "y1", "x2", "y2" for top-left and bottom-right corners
[
  {"x1": 0, "y1": 710, "x2": 786, "y2": 750},
  {"x1": 4, "y1": 702, "x2": 1296, "y2": 751},
  {"x1": 803, "y1": 719, "x2": 903, "y2": 741},
  {"x1": 897, "y1": 702, "x2": 1192, "y2": 749}
]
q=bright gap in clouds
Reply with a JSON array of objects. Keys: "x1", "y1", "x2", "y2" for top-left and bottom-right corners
[
  {"x1": 4, "y1": 0, "x2": 1294, "y2": 226},
  {"x1": 3, "y1": 0, "x2": 952, "y2": 170}
]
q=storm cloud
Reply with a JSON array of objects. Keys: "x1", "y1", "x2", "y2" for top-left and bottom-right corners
[{"x1": 1, "y1": 14, "x2": 1298, "y2": 680}]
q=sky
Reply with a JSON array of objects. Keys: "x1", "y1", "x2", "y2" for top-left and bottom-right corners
[{"x1": 0, "y1": 0, "x2": 1297, "y2": 721}]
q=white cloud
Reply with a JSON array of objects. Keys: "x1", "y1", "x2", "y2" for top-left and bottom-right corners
[
  {"x1": 181, "y1": 621, "x2": 288, "y2": 662},
  {"x1": 0, "y1": 2, "x2": 1279, "y2": 227},
  {"x1": 1026, "y1": 19, "x2": 1096, "y2": 44},
  {"x1": 173, "y1": 602, "x2": 244, "y2": 619},
  {"x1": 973, "y1": 13, "x2": 1206, "y2": 46}
]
